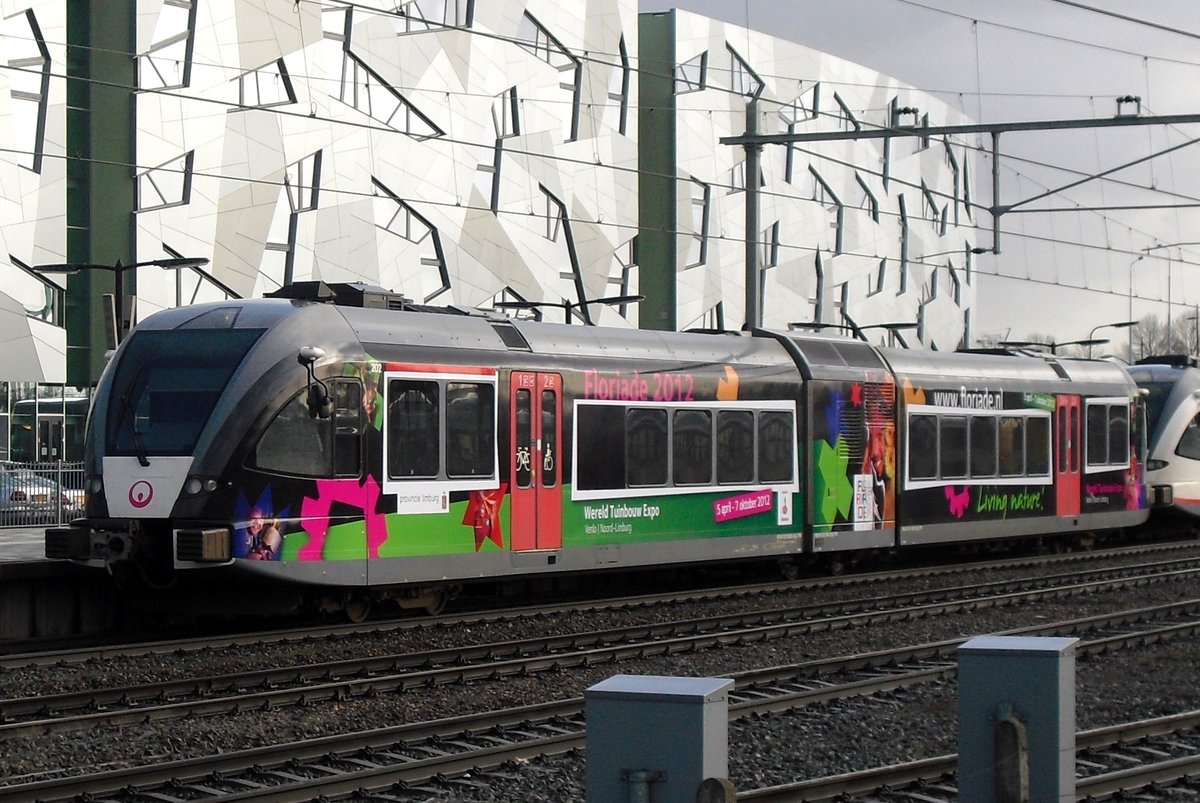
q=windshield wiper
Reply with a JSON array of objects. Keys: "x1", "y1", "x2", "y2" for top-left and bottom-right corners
[{"x1": 117, "y1": 365, "x2": 150, "y2": 467}]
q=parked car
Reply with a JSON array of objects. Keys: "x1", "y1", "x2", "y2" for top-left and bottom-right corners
[{"x1": 0, "y1": 462, "x2": 83, "y2": 525}]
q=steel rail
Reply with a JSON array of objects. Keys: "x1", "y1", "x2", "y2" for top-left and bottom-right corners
[
  {"x1": 2, "y1": 614, "x2": 1198, "y2": 802},
  {"x1": 3, "y1": 567, "x2": 1198, "y2": 739},
  {"x1": 5, "y1": 539, "x2": 1196, "y2": 668}
]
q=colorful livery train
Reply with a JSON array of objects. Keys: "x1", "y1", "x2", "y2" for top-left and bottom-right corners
[{"x1": 46, "y1": 283, "x2": 1149, "y2": 616}]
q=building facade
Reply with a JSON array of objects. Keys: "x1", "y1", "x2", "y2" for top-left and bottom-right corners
[{"x1": 0, "y1": 0, "x2": 975, "y2": 462}]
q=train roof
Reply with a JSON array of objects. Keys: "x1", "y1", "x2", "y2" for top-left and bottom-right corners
[{"x1": 879, "y1": 346, "x2": 1137, "y2": 394}]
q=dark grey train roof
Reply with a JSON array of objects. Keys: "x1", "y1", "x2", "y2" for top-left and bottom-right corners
[
  {"x1": 1127, "y1": 361, "x2": 1200, "y2": 387},
  {"x1": 339, "y1": 304, "x2": 797, "y2": 366},
  {"x1": 880, "y1": 347, "x2": 1137, "y2": 394}
]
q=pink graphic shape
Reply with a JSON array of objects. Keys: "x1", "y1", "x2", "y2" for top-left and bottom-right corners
[
  {"x1": 945, "y1": 485, "x2": 970, "y2": 518},
  {"x1": 297, "y1": 476, "x2": 387, "y2": 561},
  {"x1": 714, "y1": 489, "x2": 774, "y2": 523}
]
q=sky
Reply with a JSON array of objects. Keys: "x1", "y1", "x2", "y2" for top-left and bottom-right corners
[{"x1": 637, "y1": 0, "x2": 1200, "y2": 354}]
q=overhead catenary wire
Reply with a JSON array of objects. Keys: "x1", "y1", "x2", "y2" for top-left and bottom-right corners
[{"x1": 4, "y1": 1, "x2": 1198, "y2": 323}]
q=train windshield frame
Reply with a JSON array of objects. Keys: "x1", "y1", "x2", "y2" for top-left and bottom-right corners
[{"x1": 105, "y1": 329, "x2": 264, "y2": 459}]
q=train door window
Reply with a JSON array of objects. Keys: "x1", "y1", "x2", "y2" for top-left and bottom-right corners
[
  {"x1": 998, "y1": 416, "x2": 1024, "y2": 476},
  {"x1": 1027, "y1": 415, "x2": 1050, "y2": 476},
  {"x1": 576, "y1": 404, "x2": 625, "y2": 490},
  {"x1": 332, "y1": 380, "x2": 362, "y2": 477},
  {"x1": 387, "y1": 380, "x2": 439, "y2": 478},
  {"x1": 908, "y1": 414, "x2": 937, "y2": 480},
  {"x1": 446, "y1": 382, "x2": 494, "y2": 478},
  {"x1": 515, "y1": 389, "x2": 532, "y2": 488},
  {"x1": 541, "y1": 389, "x2": 557, "y2": 486},
  {"x1": 1176, "y1": 415, "x2": 1200, "y2": 461},
  {"x1": 253, "y1": 390, "x2": 333, "y2": 476},
  {"x1": 1056, "y1": 407, "x2": 1067, "y2": 473},
  {"x1": 969, "y1": 416, "x2": 997, "y2": 478},
  {"x1": 940, "y1": 416, "x2": 967, "y2": 479},
  {"x1": 1086, "y1": 404, "x2": 1108, "y2": 467},
  {"x1": 1069, "y1": 406, "x2": 1079, "y2": 471},
  {"x1": 626, "y1": 408, "x2": 667, "y2": 486},
  {"x1": 672, "y1": 409, "x2": 712, "y2": 485},
  {"x1": 717, "y1": 410, "x2": 755, "y2": 484},
  {"x1": 758, "y1": 411, "x2": 794, "y2": 483}
]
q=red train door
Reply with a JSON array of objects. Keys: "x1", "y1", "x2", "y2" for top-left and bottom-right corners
[
  {"x1": 1056, "y1": 395, "x2": 1081, "y2": 516},
  {"x1": 509, "y1": 372, "x2": 563, "y2": 550}
]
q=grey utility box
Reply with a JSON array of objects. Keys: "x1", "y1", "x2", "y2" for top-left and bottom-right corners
[
  {"x1": 958, "y1": 635, "x2": 1078, "y2": 803},
  {"x1": 585, "y1": 674, "x2": 734, "y2": 803}
]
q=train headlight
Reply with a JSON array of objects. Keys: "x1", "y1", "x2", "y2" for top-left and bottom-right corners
[
  {"x1": 1147, "y1": 459, "x2": 1169, "y2": 471},
  {"x1": 87, "y1": 476, "x2": 103, "y2": 494},
  {"x1": 183, "y1": 477, "x2": 221, "y2": 495}
]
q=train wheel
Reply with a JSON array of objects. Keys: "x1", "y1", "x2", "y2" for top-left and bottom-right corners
[
  {"x1": 344, "y1": 593, "x2": 372, "y2": 623},
  {"x1": 778, "y1": 557, "x2": 801, "y2": 581},
  {"x1": 424, "y1": 588, "x2": 448, "y2": 616},
  {"x1": 825, "y1": 555, "x2": 846, "y2": 576}
]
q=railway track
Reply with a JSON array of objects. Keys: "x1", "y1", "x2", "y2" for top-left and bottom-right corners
[
  {"x1": 741, "y1": 711, "x2": 1200, "y2": 801},
  {"x1": 2, "y1": 608, "x2": 1198, "y2": 802},
  {"x1": 4, "y1": 538, "x2": 1197, "y2": 667},
  {"x1": 2, "y1": 560, "x2": 1198, "y2": 738}
]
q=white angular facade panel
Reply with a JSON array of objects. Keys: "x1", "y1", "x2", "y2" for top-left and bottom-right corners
[
  {"x1": 134, "y1": 0, "x2": 640, "y2": 325},
  {"x1": 664, "y1": 10, "x2": 975, "y2": 349},
  {"x1": 0, "y1": 2, "x2": 66, "y2": 381}
]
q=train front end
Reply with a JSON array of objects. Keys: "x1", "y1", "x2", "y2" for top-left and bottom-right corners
[
  {"x1": 43, "y1": 299, "x2": 334, "y2": 587},
  {"x1": 1128, "y1": 356, "x2": 1200, "y2": 518}
]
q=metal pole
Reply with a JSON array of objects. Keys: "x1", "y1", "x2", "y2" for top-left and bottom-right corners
[
  {"x1": 114, "y1": 263, "x2": 124, "y2": 343},
  {"x1": 991, "y1": 132, "x2": 1003, "y2": 255},
  {"x1": 744, "y1": 98, "x2": 761, "y2": 329}
]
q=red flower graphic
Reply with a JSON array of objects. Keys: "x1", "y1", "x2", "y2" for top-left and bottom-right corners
[{"x1": 464, "y1": 484, "x2": 507, "y2": 551}]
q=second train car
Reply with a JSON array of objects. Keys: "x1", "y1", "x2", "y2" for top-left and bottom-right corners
[{"x1": 46, "y1": 283, "x2": 1148, "y2": 616}]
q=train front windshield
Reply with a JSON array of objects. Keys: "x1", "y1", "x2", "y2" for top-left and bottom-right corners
[
  {"x1": 1136, "y1": 380, "x2": 1176, "y2": 436},
  {"x1": 105, "y1": 328, "x2": 264, "y2": 459}
]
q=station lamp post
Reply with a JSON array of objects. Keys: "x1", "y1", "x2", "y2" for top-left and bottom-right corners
[
  {"x1": 30, "y1": 257, "x2": 210, "y2": 347},
  {"x1": 1086, "y1": 320, "x2": 1137, "y2": 358}
]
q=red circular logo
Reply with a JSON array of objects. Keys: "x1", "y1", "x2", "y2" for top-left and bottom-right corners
[{"x1": 129, "y1": 480, "x2": 153, "y2": 509}]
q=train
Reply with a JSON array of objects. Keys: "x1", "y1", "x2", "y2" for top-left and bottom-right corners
[
  {"x1": 46, "y1": 282, "x2": 1150, "y2": 618},
  {"x1": 1127, "y1": 355, "x2": 1200, "y2": 521}
]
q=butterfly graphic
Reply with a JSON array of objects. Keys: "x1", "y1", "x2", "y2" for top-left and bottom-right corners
[{"x1": 944, "y1": 486, "x2": 970, "y2": 518}]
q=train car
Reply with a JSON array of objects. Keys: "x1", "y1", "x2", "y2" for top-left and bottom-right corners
[
  {"x1": 882, "y1": 348, "x2": 1147, "y2": 548},
  {"x1": 1127, "y1": 355, "x2": 1200, "y2": 519},
  {"x1": 45, "y1": 283, "x2": 1149, "y2": 617}
]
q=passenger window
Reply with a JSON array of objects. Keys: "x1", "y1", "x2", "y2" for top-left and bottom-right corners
[
  {"x1": 1108, "y1": 405, "x2": 1128, "y2": 465},
  {"x1": 940, "y1": 416, "x2": 967, "y2": 479},
  {"x1": 626, "y1": 408, "x2": 667, "y2": 486},
  {"x1": 908, "y1": 414, "x2": 937, "y2": 480},
  {"x1": 1027, "y1": 416, "x2": 1050, "y2": 476},
  {"x1": 576, "y1": 404, "x2": 625, "y2": 490},
  {"x1": 717, "y1": 410, "x2": 755, "y2": 484},
  {"x1": 998, "y1": 416, "x2": 1024, "y2": 476},
  {"x1": 1086, "y1": 404, "x2": 1107, "y2": 466},
  {"x1": 387, "y1": 380, "x2": 439, "y2": 478},
  {"x1": 446, "y1": 382, "x2": 494, "y2": 478},
  {"x1": 333, "y1": 380, "x2": 362, "y2": 477},
  {"x1": 758, "y1": 411, "x2": 794, "y2": 483},
  {"x1": 253, "y1": 390, "x2": 333, "y2": 477},
  {"x1": 969, "y1": 416, "x2": 997, "y2": 478},
  {"x1": 672, "y1": 409, "x2": 712, "y2": 485}
]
